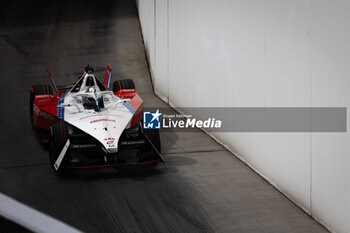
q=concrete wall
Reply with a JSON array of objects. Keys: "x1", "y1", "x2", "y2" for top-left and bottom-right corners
[{"x1": 136, "y1": 1, "x2": 350, "y2": 232}]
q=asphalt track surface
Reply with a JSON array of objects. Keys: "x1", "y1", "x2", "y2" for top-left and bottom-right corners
[{"x1": 0, "y1": 1, "x2": 328, "y2": 232}]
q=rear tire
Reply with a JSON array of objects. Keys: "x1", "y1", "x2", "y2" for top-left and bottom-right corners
[
  {"x1": 49, "y1": 123, "x2": 68, "y2": 171},
  {"x1": 112, "y1": 79, "x2": 135, "y2": 92},
  {"x1": 30, "y1": 85, "x2": 53, "y2": 123}
]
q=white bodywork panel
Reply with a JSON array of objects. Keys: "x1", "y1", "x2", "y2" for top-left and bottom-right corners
[{"x1": 59, "y1": 74, "x2": 135, "y2": 153}]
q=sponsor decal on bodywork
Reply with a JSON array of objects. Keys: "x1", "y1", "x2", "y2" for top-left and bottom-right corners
[
  {"x1": 104, "y1": 138, "x2": 115, "y2": 141},
  {"x1": 79, "y1": 113, "x2": 122, "y2": 120},
  {"x1": 57, "y1": 92, "x2": 68, "y2": 120},
  {"x1": 90, "y1": 119, "x2": 116, "y2": 124}
]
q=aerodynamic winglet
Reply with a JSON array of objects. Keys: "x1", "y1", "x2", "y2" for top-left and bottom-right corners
[
  {"x1": 46, "y1": 68, "x2": 58, "y2": 94},
  {"x1": 54, "y1": 139, "x2": 70, "y2": 171},
  {"x1": 104, "y1": 64, "x2": 112, "y2": 89}
]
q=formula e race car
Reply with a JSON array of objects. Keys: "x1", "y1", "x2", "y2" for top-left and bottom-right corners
[{"x1": 30, "y1": 65, "x2": 163, "y2": 172}]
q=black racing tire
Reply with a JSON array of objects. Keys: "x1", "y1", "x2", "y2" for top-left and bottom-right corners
[
  {"x1": 112, "y1": 79, "x2": 135, "y2": 92},
  {"x1": 30, "y1": 85, "x2": 53, "y2": 123},
  {"x1": 118, "y1": 127, "x2": 161, "y2": 174},
  {"x1": 144, "y1": 129, "x2": 161, "y2": 153},
  {"x1": 49, "y1": 123, "x2": 68, "y2": 170}
]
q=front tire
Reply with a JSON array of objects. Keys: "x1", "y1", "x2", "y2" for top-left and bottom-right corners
[
  {"x1": 30, "y1": 85, "x2": 53, "y2": 123},
  {"x1": 112, "y1": 79, "x2": 135, "y2": 92},
  {"x1": 144, "y1": 129, "x2": 161, "y2": 153}
]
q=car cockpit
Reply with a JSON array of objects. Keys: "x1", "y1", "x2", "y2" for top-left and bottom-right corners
[{"x1": 70, "y1": 73, "x2": 108, "y2": 111}]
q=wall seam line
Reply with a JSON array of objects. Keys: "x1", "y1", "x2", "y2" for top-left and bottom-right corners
[
  {"x1": 167, "y1": 0, "x2": 170, "y2": 103},
  {"x1": 309, "y1": 0, "x2": 313, "y2": 215},
  {"x1": 154, "y1": 0, "x2": 156, "y2": 78}
]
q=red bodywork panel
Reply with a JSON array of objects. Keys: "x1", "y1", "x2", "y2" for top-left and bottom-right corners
[{"x1": 33, "y1": 92, "x2": 63, "y2": 129}]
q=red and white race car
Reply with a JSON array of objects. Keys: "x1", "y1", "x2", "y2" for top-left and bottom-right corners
[{"x1": 30, "y1": 65, "x2": 163, "y2": 172}]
